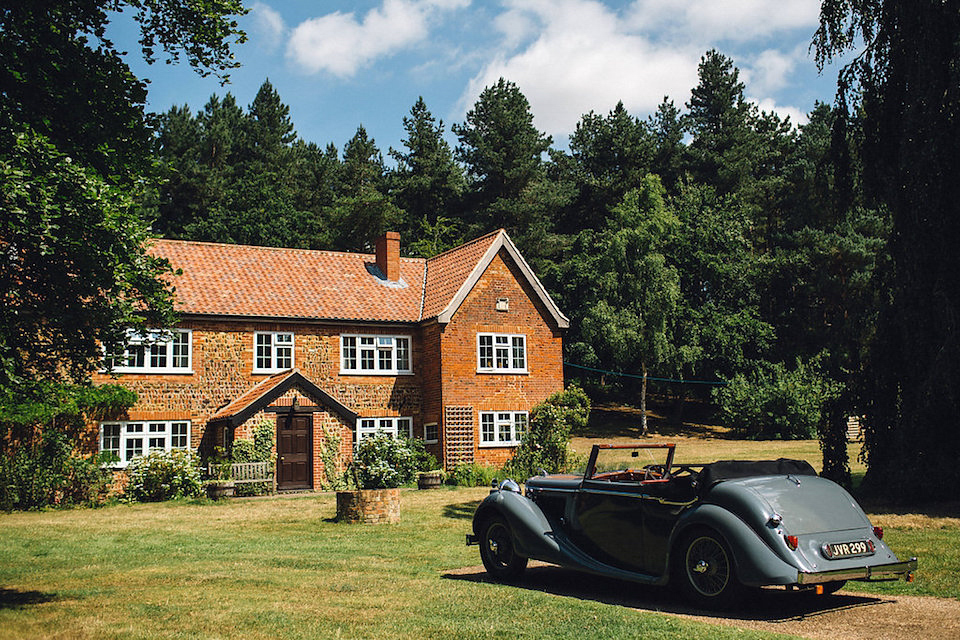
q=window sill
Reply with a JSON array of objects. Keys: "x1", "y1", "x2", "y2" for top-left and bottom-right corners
[
  {"x1": 339, "y1": 370, "x2": 414, "y2": 376},
  {"x1": 105, "y1": 369, "x2": 194, "y2": 375},
  {"x1": 476, "y1": 370, "x2": 529, "y2": 375},
  {"x1": 479, "y1": 442, "x2": 521, "y2": 448}
]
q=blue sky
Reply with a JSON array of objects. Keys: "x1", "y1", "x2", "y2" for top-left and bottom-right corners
[{"x1": 110, "y1": 0, "x2": 846, "y2": 157}]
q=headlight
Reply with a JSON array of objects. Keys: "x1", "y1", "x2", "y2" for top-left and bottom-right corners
[{"x1": 498, "y1": 478, "x2": 521, "y2": 493}]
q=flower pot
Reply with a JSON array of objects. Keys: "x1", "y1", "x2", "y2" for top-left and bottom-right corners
[
  {"x1": 205, "y1": 481, "x2": 235, "y2": 500},
  {"x1": 417, "y1": 471, "x2": 443, "y2": 490},
  {"x1": 336, "y1": 488, "x2": 400, "y2": 524}
]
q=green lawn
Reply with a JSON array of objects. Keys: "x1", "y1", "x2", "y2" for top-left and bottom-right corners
[
  {"x1": 0, "y1": 484, "x2": 954, "y2": 638},
  {"x1": 0, "y1": 489, "x2": 795, "y2": 640}
]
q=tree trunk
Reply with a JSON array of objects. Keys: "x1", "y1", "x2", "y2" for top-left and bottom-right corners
[
  {"x1": 641, "y1": 362, "x2": 648, "y2": 436},
  {"x1": 670, "y1": 381, "x2": 687, "y2": 427}
]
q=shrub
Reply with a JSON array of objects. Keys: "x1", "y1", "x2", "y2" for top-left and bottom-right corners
[
  {"x1": 0, "y1": 430, "x2": 112, "y2": 511},
  {"x1": 126, "y1": 449, "x2": 202, "y2": 502},
  {"x1": 713, "y1": 354, "x2": 843, "y2": 440},
  {"x1": 348, "y1": 434, "x2": 418, "y2": 489},
  {"x1": 503, "y1": 384, "x2": 591, "y2": 479},
  {"x1": 445, "y1": 463, "x2": 499, "y2": 487},
  {"x1": 228, "y1": 419, "x2": 276, "y2": 496},
  {"x1": 406, "y1": 436, "x2": 440, "y2": 472},
  {"x1": 0, "y1": 382, "x2": 134, "y2": 510}
]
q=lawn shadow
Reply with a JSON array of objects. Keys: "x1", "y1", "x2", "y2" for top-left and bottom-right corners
[
  {"x1": 576, "y1": 405, "x2": 734, "y2": 440},
  {"x1": 443, "y1": 500, "x2": 481, "y2": 520},
  {"x1": 0, "y1": 588, "x2": 58, "y2": 609},
  {"x1": 443, "y1": 563, "x2": 889, "y2": 622}
]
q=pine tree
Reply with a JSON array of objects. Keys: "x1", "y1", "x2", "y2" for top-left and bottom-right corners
[
  {"x1": 453, "y1": 78, "x2": 554, "y2": 244},
  {"x1": 389, "y1": 97, "x2": 465, "y2": 256},
  {"x1": 327, "y1": 126, "x2": 402, "y2": 252}
]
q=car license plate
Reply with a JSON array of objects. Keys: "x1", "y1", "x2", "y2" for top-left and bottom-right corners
[{"x1": 823, "y1": 540, "x2": 875, "y2": 559}]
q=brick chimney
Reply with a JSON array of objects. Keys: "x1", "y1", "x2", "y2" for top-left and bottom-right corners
[{"x1": 376, "y1": 232, "x2": 401, "y2": 282}]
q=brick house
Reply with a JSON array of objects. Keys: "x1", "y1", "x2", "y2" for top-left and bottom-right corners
[{"x1": 91, "y1": 230, "x2": 568, "y2": 490}]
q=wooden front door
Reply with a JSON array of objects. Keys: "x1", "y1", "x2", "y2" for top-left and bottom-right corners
[{"x1": 277, "y1": 413, "x2": 312, "y2": 490}]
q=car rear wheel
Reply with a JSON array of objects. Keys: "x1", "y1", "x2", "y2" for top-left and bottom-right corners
[
  {"x1": 673, "y1": 529, "x2": 741, "y2": 608},
  {"x1": 479, "y1": 515, "x2": 528, "y2": 581}
]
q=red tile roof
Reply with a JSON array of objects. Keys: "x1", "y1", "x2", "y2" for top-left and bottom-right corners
[
  {"x1": 209, "y1": 369, "x2": 295, "y2": 422},
  {"x1": 208, "y1": 369, "x2": 357, "y2": 426},
  {"x1": 149, "y1": 230, "x2": 568, "y2": 328},
  {"x1": 151, "y1": 239, "x2": 426, "y2": 323},
  {"x1": 422, "y1": 230, "x2": 501, "y2": 320}
]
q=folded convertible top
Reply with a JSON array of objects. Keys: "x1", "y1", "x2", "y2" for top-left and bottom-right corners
[{"x1": 697, "y1": 458, "x2": 817, "y2": 495}]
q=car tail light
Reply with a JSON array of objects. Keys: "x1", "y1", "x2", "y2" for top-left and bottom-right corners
[
  {"x1": 873, "y1": 525, "x2": 884, "y2": 540},
  {"x1": 785, "y1": 535, "x2": 799, "y2": 551}
]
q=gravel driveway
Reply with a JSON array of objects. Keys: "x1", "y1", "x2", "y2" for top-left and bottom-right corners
[{"x1": 448, "y1": 562, "x2": 957, "y2": 639}]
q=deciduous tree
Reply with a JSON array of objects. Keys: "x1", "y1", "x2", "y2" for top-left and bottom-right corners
[{"x1": 815, "y1": 0, "x2": 960, "y2": 499}]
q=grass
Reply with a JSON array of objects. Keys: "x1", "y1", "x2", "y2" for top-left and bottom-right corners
[
  {"x1": 2, "y1": 405, "x2": 955, "y2": 638},
  {"x1": 0, "y1": 490, "x2": 796, "y2": 640}
]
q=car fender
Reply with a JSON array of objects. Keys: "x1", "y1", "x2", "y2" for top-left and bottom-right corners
[
  {"x1": 472, "y1": 489, "x2": 563, "y2": 562},
  {"x1": 672, "y1": 503, "x2": 799, "y2": 587}
]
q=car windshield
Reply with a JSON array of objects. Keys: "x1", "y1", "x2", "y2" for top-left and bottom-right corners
[{"x1": 588, "y1": 445, "x2": 674, "y2": 478}]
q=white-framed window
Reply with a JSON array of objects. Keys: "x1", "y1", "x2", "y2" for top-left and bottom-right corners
[
  {"x1": 477, "y1": 333, "x2": 527, "y2": 373},
  {"x1": 340, "y1": 334, "x2": 412, "y2": 375},
  {"x1": 424, "y1": 422, "x2": 439, "y2": 444},
  {"x1": 105, "y1": 330, "x2": 192, "y2": 374},
  {"x1": 479, "y1": 411, "x2": 528, "y2": 447},
  {"x1": 99, "y1": 420, "x2": 191, "y2": 467},
  {"x1": 356, "y1": 416, "x2": 414, "y2": 443},
  {"x1": 254, "y1": 332, "x2": 294, "y2": 373}
]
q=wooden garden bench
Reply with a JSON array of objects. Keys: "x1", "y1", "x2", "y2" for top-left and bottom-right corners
[{"x1": 207, "y1": 461, "x2": 276, "y2": 494}]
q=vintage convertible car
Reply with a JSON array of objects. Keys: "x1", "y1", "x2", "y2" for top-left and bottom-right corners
[{"x1": 467, "y1": 443, "x2": 917, "y2": 607}]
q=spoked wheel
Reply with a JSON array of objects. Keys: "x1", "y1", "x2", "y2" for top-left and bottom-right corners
[
  {"x1": 674, "y1": 529, "x2": 741, "y2": 608},
  {"x1": 478, "y1": 515, "x2": 528, "y2": 581}
]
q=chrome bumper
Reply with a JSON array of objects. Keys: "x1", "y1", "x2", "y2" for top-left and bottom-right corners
[{"x1": 797, "y1": 557, "x2": 918, "y2": 584}]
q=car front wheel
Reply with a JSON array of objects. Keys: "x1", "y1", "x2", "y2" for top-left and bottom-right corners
[
  {"x1": 673, "y1": 529, "x2": 741, "y2": 608},
  {"x1": 478, "y1": 515, "x2": 528, "y2": 581}
]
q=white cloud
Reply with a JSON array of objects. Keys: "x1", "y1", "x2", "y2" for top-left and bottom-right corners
[
  {"x1": 627, "y1": 0, "x2": 821, "y2": 43},
  {"x1": 459, "y1": 0, "x2": 699, "y2": 139},
  {"x1": 744, "y1": 44, "x2": 809, "y2": 95},
  {"x1": 250, "y1": 2, "x2": 286, "y2": 50},
  {"x1": 752, "y1": 98, "x2": 808, "y2": 126},
  {"x1": 457, "y1": 0, "x2": 821, "y2": 142},
  {"x1": 287, "y1": 0, "x2": 469, "y2": 77}
]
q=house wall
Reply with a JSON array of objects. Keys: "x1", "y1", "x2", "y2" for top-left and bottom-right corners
[
  {"x1": 90, "y1": 319, "x2": 423, "y2": 485},
  {"x1": 90, "y1": 247, "x2": 565, "y2": 479},
  {"x1": 418, "y1": 321, "x2": 444, "y2": 463},
  {"x1": 436, "y1": 250, "x2": 565, "y2": 468}
]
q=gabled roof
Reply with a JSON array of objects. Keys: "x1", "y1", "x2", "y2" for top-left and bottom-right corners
[
  {"x1": 208, "y1": 369, "x2": 357, "y2": 427},
  {"x1": 423, "y1": 230, "x2": 569, "y2": 328},
  {"x1": 149, "y1": 230, "x2": 568, "y2": 329}
]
